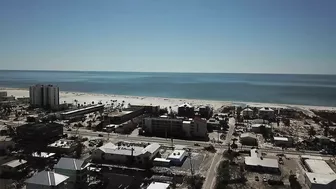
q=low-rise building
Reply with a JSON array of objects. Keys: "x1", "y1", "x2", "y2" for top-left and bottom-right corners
[
  {"x1": 47, "y1": 139, "x2": 78, "y2": 154},
  {"x1": 304, "y1": 159, "x2": 335, "y2": 175},
  {"x1": 54, "y1": 158, "x2": 89, "y2": 189},
  {"x1": 245, "y1": 149, "x2": 279, "y2": 173},
  {"x1": 240, "y1": 133, "x2": 258, "y2": 146},
  {"x1": 258, "y1": 107, "x2": 275, "y2": 119},
  {"x1": 167, "y1": 150, "x2": 187, "y2": 166},
  {"x1": 305, "y1": 172, "x2": 336, "y2": 189},
  {"x1": 207, "y1": 118, "x2": 221, "y2": 130},
  {"x1": 303, "y1": 157, "x2": 336, "y2": 189},
  {"x1": 251, "y1": 124, "x2": 272, "y2": 133},
  {"x1": 92, "y1": 142, "x2": 160, "y2": 166},
  {"x1": 104, "y1": 109, "x2": 143, "y2": 125},
  {"x1": 273, "y1": 136, "x2": 293, "y2": 147},
  {"x1": 147, "y1": 182, "x2": 171, "y2": 189},
  {"x1": 0, "y1": 159, "x2": 27, "y2": 175},
  {"x1": 153, "y1": 158, "x2": 171, "y2": 167},
  {"x1": 25, "y1": 171, "x2": 69, "y2": 189}
]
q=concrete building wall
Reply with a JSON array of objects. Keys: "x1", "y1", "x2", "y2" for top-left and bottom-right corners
[
  {"x1": 191, "y1": 119, "x2": 208, "y2": 138},
  {"x1": 29, "y1": 85, "x2": 59, "y2": 109}
]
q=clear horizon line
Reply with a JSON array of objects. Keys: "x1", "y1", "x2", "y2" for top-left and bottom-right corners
[{"x1": 0, "y1": 68, "x2": 335, "y2": 76}]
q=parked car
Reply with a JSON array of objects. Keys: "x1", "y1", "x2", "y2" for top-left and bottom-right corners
[
  {"x1": 98, "y1": 134, "x2": 103, "y2": 137},
  {"x1": 194, "y1": 143, "x2": 200, "y2": 146}
]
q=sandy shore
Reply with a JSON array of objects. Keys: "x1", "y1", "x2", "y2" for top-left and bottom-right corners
[{"x1": 1, "y1": 87, "x2": 336, "y2": 112}]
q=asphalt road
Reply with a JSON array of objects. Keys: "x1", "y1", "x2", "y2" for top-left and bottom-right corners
[{"x1": 202, "y1": 118, "x2": 236, "y2": 189}]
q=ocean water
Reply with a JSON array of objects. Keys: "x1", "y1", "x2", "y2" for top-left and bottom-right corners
[{"x1": 0, "y1": 70, "x2": 336, "y2": 107}]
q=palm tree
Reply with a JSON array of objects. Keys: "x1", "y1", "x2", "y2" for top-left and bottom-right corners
[{"x1": 74, "y1": 99, "x2": 78, "y2": 106}]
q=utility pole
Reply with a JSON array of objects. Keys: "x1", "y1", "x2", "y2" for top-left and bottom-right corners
[{"x1": 188, "y1": 149, "x2": 195, "y2": 189}]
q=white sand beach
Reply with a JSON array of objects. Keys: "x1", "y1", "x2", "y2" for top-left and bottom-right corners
[{"x1": 1, "y1": 87, "x2": 336, "y2": 112}]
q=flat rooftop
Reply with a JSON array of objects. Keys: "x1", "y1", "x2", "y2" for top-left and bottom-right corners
[
  {"x1": 245, "y1": 157, "x2": 279, "y2": 169},
  {"x1": 273, "y1": 137, "x2": 289, "y2": 142},
  {"x1": 168, "y1": 150, "x2": 187, "y2": 160},
  {"x1": 304, "y1": 159, "x2": 335, "y2": 175},
  {"x1": 62, "y1": 104, "x2": 104, "y2": 115},
  {"x1": 147, "y1": 182, "x2": 170, "y2": 189},
  {"x1": 2, "y1": 159, "x2": 27, "y2": 168},
  {"x1": 99, "y1": 142, "x2": 160, "y2": 157},
  {"x1": 305, "y1": 172, "x2": 336, "y2": 185}
]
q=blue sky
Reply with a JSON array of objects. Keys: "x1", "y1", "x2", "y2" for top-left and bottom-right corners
[{"x1": 0, "y1": 0, "x2": 335, "y2": 74}]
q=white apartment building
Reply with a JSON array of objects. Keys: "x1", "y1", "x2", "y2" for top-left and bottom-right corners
[{"x1": 29, "y1": 84, "x2": 59, "y2": 109}]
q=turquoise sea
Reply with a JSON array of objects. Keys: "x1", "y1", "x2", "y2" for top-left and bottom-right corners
[{"x1": 0, "y1": 70, "x2": 335, "y2": 107}]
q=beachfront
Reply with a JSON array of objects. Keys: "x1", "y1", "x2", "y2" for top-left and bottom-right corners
[{"x1": 2, "y1": 87, "x2": 336, "y2": 112}]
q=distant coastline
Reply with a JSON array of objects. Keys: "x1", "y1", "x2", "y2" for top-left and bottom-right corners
[
  {"x1": 2, "y1": 87, "x2": 336, "y2": 112},
  {"x1": 0, "y1": 70, "x2": 336, "y2": 107}
]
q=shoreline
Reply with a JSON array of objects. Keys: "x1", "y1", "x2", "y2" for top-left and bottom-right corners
[{"x1": 1, "y1": 87, "x2": 336, "y2": 111}]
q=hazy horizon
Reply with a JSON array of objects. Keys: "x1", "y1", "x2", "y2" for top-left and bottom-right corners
[{"x1": 1, "y1": 0, "x2": 335, "y2": 74}]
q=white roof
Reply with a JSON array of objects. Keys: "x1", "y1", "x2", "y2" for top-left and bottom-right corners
[
  {"x1": 305, "y1": 172, "x2": 336, "y2": 185},
  {"x1": 168, "y1": 150, "x2": 187, "y2": 161},
  {"x1": 243, "y1": 108, "x2": 253, "y2": 112},
  {"x1": 245, "y1": 157, "x2": 279, "y2": 169},
  {"x1": 154, "y1": 158, "x2": 171, "y2": 163},
  {"x1": 273, "y1": 137, "x2": 289, "y2": 142},
  {"x1": 98, "y1": 142, "x2": 160, "y2": 157},
  {"x1": 183, "y1": 120, "x2": 191, "y2": 124},
  {"x1": 2, "y1": 159, "x2": 27, "y2": 168},
  {"x1": 304, "y1": 159, "x2": 335, "y2": 175},
  {"x1": 300, "y1": 155, "x2": 323, "y2": 160},
  {"x1": 147, "y1": 182, "x2": 170, "y2": 189},
  {"x1": 26, "y1": 171, "x2": 69, "y2": 186}
]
